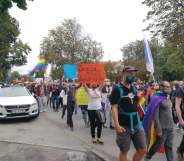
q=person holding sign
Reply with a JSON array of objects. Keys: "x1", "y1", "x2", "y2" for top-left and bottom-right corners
[
  {"x1": 75, "y1": 86, "x2": 89, "y2": 127},
  {"x1": 83, "y1": 83, "x2": 104, "y2": 145}
]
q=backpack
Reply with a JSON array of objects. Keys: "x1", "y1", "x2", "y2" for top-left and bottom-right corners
[{"x1": 116, "y1": 83, "x2": 141, "y2": 134}]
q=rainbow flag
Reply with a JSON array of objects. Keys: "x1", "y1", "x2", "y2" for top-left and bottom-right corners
[
  {"x1": 143, "y1": 92, "x2": 167, "y2": 153},
  {"x1": 29, "y1": 55, "x2": 48, "y2": 78}
]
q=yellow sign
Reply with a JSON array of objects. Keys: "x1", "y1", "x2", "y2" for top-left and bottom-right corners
[{"x1": 75, "y1": 87, "x2": 89, "y2": 106}]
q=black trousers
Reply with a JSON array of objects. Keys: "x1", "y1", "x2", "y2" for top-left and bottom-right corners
[
  {"x1": 88, "y1": 110, "x2": 103, "y2": 139},
  {"x1": 67, "y1": 104, "x2": 74, "y2": 128}
]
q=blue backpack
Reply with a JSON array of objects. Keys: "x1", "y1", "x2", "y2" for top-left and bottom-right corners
[{"x1": 116, "y1": 83, "x2": 141, "y2": 134}]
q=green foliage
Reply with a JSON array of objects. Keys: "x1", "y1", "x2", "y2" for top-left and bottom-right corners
[
  {"x1": 50, "y1": 66, "x2": 63, "y2": 80},
  {"x1": 41, "y1": 18, "x2": 104, "y2": 79},
  {"x1": 121, "y1": 39, "x2": 160, "y2": 80},
  {"x1": 160, "y1": 42, "x2": 184, "y2": 80},
  {"x1": 10, "y1": 71, "x2": 20, "y2": 79},
  {"x1": 0, "y1": 3, "x2": 32, "y2": 81},
  {"x1": 121, "y1": 39, "x2": 184, "y2": 81},
  {"x1": 104, "y1": 61, "x2": 119, "y2": 81},
  {"x1": 142, "y1": 0, "x2": 184, "y2": 45},
  {"x1": 0, "y1": 0, "x2": 33, "y2": 13}
]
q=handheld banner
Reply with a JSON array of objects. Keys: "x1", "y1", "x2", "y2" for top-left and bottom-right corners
[
  {"x1": 63, "y1": 64, "x2": 78, "y2": 79},
  {"x1": 77, "y1": 64, "x2": 105, "y2": 84},
  {"x1": 75, "y1": 87, "x2": 89, "y2": 105}
]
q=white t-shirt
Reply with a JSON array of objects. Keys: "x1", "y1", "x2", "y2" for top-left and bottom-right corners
[
  {"x1": 60, "y1": 89, "x2": 65, "y2": 98},
  {"x1": 87, "y1": 88, "x2": 102, "y2": 110},
  {"x1": 63, "y1": 94, "x2": 68, "y2": 106}
]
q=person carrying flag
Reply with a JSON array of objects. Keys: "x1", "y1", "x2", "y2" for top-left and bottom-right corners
[{"x1": 143, "y1": 81, "x2": 174, "y2": 161}]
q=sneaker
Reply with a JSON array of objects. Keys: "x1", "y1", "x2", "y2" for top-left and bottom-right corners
[{"x1": 96, "y1": 139, "x2": 104, "y2": 145}]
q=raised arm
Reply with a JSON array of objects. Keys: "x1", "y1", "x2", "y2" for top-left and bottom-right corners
[
  {"x1": 175, "y1": 97, "x2": 184, "y2": 127},
  {"x1": 83, "y1": 83, "x2": 89, "y2": 93}
]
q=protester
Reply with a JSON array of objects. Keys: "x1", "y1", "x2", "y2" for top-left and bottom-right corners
[
  {"x1": 175, "y1": 82, "x2": 184, "y2": 160},
  {"x1": 61, "y1": 84, "x2": 68, "y2": 119},
  {"x1": 66, "y1": 81, "x2": 76, "y2": 131},
  {"x1": 145, "y1": 82, "x2": 155, "y2": 106},
  {"x1": 143, "y1": 81, "x2": 174, "y2": 161},
  {"x1": 110, "y1": 66, "x2": 146, "y2": 161},
  {"x1": 51, "y1": 84, "x2": 60, "y2": 112},
  {"x1": 35, "y1": 81, "x2": 48, "y2": 112},
  {"x1": 75, "y1": 85, "x2": 89, "y2": 127},
  {"x1": 101, "y1": 80, "x2": 113, "y2": 129},
  {"x1": 83, "y1": 83, "x2": 104, "y2": 145}
]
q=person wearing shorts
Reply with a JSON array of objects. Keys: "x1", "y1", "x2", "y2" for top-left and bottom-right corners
[{"x1": 110, "y1": 66, "x2": 147, "y2": 161}]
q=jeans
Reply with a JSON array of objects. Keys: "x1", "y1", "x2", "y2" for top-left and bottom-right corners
[
  {"x1": 178, "y1": 134, "x2": 184, "y2": 153},
  {"x1": 146, "y1": 129, "x2": 174, "y2": 161},
  {"x1": 52, "y1": 95, "x2": 58, "y2": 111},
  {"x1": 80, "y1": 105, "x2": 88, "y2": 125}
]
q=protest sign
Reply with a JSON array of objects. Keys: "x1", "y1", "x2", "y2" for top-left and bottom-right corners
[
  {"x1": 63, "y1": 64, "x2": 78, "y2": 79},
  {"x1": 75, "y1": 87, "x2": 89, "y2": 105},
  {"x1": 77, "y1": 64, "x2": 105, "y2": 84}
]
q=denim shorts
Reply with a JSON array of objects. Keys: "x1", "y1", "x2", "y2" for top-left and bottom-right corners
[{"x1": 116, "y1": 126, "x2": 147, "y2": 152}]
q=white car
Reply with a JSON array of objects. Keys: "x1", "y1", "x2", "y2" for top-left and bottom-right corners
[{"x1": 0, "y1": 86, "x2": 39, "y2": 119}]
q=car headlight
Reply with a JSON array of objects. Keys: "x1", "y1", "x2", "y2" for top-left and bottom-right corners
[{"x1": 31, "y1": 102, "x2": 37, "y2": 106}]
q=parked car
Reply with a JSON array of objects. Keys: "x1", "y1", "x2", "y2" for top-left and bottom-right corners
[{"x1": 0, "y1": 86, "x2": 39, "y2": 119}]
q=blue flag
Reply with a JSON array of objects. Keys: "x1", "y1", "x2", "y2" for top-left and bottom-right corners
[
  {"x1": 63, "y1": 64, "x2": 78, "y2": 79},
  {"x1": 144, "y1": 38, "x2": 154, "y2": 74}
]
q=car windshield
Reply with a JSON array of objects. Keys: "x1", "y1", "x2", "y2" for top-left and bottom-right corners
[{"x1": 0, "y1": 87, "x2": 30, "y2": 97}]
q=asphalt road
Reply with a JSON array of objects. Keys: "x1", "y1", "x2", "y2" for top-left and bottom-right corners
[{"x1": 0, "y1": 108, "x2": 183, "y2": 161}]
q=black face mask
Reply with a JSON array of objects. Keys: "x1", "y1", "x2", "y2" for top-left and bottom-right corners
[{"x1": 125, "y1": 76, "x2": 135, "y2": 84}]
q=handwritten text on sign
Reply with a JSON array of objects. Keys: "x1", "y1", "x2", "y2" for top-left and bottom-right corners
[{"x1": 77, "y1": 64, "x2": 105, "y2": 84}]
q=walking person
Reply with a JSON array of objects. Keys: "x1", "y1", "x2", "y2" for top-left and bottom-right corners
[
  {"x1": 83, "y1": 83, "x2": 104, "y2": 144},
  {"x1": 35, "y1": 81, "x2": 48, "y2": 112},
  {"x1": 75, "y1": 85, "x2": 89, "y2": 127},
  {"x1": 51, "y1": 84, "x2": 60, "y2": 112},
  {"x1": 143, "y1": 81, "x2": 174, "y2": 161},
  {"x1": 61, "y1": 86, "x2": 68, "y2": 119},
  {"x1": 175, "y1": 82, "x2": 184, "y2": 160},
  {"x1": 66, "y1": 82, "x2": 76, "y2": 131},
  {"x1": 110, "y1": 66, "x2": 147, "y2": 161}
]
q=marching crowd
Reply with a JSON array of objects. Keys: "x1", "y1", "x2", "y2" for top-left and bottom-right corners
[{"x1": 24, "y1": 66, "x2": 184, "y2": 161}]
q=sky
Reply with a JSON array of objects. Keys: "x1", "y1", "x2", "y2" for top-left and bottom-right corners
[{"x1": 10, "y1": 0, "x2": 149, "y2": 74}]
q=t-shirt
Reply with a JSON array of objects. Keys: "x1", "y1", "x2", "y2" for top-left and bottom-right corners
[
  {"x1": 87, "y1": 88, "x2": 102, "y2": 110},
  {"x1": 175, "y1": 87, "x2": 184, "y2": 117},
  {"x1": 110, "y1": 84, "x2": 139, "y2": 127}
]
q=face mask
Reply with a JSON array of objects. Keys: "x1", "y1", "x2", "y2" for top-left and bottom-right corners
[
  {"x1": 163, "y1": 89, "x2": 171, "y2": 94},
  {"x1": 125, "y1": 76, "x2": 135, "y2": 84}
]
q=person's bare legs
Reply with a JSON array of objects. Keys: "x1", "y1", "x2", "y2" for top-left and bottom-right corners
[
  {"x1": 119, "y1": 151, "x2": 128, "y2": 161},
  {"x1": 132, "y1": 149, "x2": 147, "y2": 161}
]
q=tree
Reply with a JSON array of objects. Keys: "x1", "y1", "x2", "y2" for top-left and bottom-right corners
[
  {"x1": 0, "y1": 0, "x2": 33, "y2": 14},
  {"x1": 41, "y1": 18, "x2": 103, "y2": 79},
  {"x1": 0, "y1": 12, "x2": 31, "y2": 81},
  {"x1": 104, "y1": 61, "x2": 119, "y2": 81},
  {"x1": 142, "y1": 0, "x2": 184, "y2": 46},
  {"x1": 121, "y1": 39, "x2": 160, "y2": 80},
  {"x1": 10, "y1": 71, "x2": 20, "y2": 79},
  {"x1": 160, "y1": 41, "x2": 184, "y2": 80}
]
